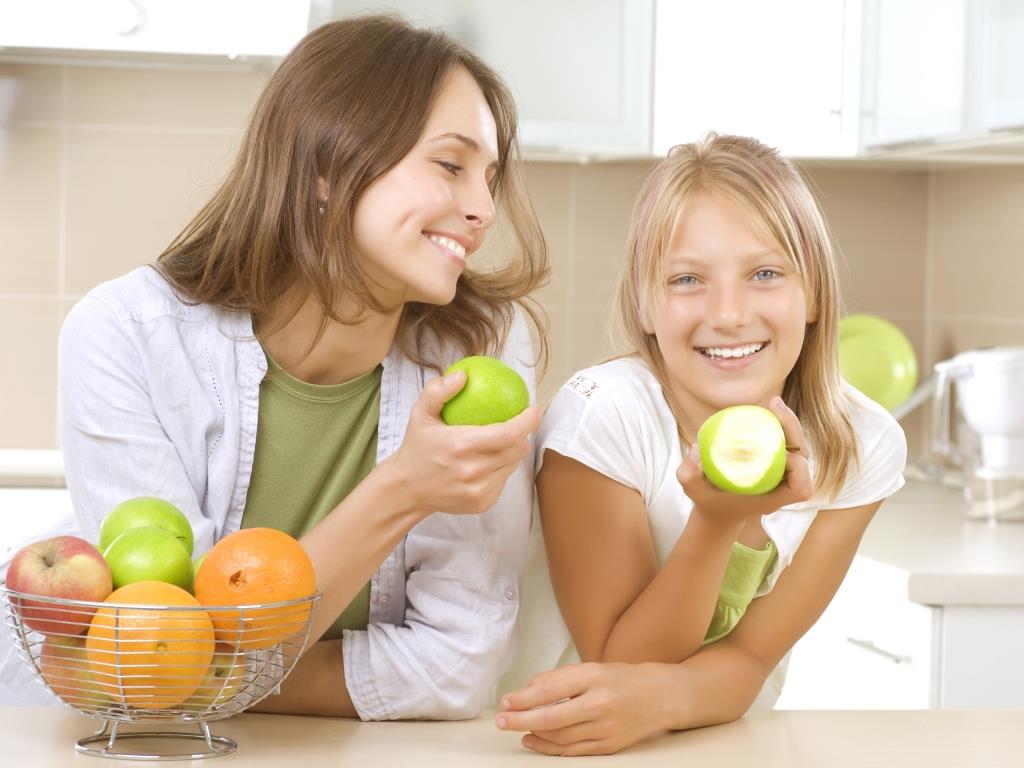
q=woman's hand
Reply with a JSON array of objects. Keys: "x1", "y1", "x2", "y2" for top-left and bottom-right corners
[
  {"x1": 496, "y1": 662, "x2": 671, "y2": 756},
  {"x1": 384, "y1": 370, "x2": 541, "y2": 516},
  {"x1": 676, "y1": 396, "x2": 814, "y2": 527}
]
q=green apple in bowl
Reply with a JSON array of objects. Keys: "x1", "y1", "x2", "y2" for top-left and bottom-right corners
[
  {"x1": 440, "y1": 356, "x2": 529, "y2": 426},
  {"x1": 697, "y1": 405, "x2": 787, "y2": 495},
  {"x1": 99, "y1": 497, "x2": 194, "y2": 556},
  {"x1": 102, "y1": 525, "x2": 195, "y2": 592}
]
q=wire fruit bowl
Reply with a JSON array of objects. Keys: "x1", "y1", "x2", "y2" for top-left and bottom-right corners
[{"x1": 2, "y1": 585, "x2": 320, "y2": 760}]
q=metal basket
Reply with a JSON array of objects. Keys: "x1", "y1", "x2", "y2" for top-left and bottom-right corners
[{"x1": 2, "y1": 585, "x2": 320, "y2": 760}]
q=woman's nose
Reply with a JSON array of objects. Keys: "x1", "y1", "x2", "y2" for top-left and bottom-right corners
[{"x1": 462, "y1": 177, "x2": 496, "y2": 229}]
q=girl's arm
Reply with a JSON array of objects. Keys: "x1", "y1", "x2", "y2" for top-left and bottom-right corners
[
  {"x1": 539, "y1": 396, "x2": 813, "y2": 665},
  {"x1": 498, "y1": 499, "x2": 880, "y2": 756}
]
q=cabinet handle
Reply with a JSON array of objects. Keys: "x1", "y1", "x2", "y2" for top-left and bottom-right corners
[{"x1": 846, "y1": 637, "x2": 912, "y2": 664}]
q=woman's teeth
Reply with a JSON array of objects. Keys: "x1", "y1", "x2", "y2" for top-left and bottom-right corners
[
  {"x1": 427, "y1": 234, "x2": 466, "y2": 260},
  {"x1": 699, "y1": 343, "x2": 766, "y2": 360}
]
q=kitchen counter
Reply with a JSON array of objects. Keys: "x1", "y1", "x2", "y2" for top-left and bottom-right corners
[
  {"x1": 859, "y1": 480, "x2": 1024, "y2": 605},
  {"x1": 3, "y1": 708, "x2": 1022, "y2": 767}
]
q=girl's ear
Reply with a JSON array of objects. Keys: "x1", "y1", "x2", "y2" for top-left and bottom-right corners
[
  {"x1": 317, "y1": 176, "x2": 330, "y2": 200},
  {"x1": 639, "y1": 302, "x2": 655, "y2": 335}
]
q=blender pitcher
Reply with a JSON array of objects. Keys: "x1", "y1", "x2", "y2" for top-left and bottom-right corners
[{"x1": 931, "y1": 347, "x2": 1024, "y2": 522}]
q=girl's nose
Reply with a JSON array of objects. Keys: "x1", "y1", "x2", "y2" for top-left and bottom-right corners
[{"x1": 709, "y1": 283, "x2": 750, "y2": 328}]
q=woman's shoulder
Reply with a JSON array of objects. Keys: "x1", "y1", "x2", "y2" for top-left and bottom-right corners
[{"x1": 82, "y1": 266, "x2": 213, "y2": 324}]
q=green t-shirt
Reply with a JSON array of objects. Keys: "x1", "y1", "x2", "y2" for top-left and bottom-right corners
[
  {"x1": 241, "y1": 350, "x2": 382, "y2": 641},
  {"x1": 703, "y1": 539, "x2": 778, "y2": 645}
]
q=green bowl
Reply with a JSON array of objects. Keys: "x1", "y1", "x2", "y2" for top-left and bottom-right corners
[{"x1": 838, "y1": 314, "x2": 918, "y2": 412}]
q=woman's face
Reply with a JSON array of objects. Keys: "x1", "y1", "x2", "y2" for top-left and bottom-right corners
[
  {"x1": 351, "y1": 66, "x2": 499, "y2": 308},
  {"x1": 646, "y1": 191, "x2": 812, "y2": 435}
]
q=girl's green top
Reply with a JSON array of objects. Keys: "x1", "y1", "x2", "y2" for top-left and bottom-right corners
[
  {"x1": 241, "y1": 349, "x2": 382, "y2": 641},
  {"x1": 703, "y1": 539, "x2": 778, "y2": 645}
]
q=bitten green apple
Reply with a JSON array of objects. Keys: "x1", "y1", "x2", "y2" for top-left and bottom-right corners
[
  {"x1": 102, "y1": 526, "x2": 195, "y2": 592},
  {"x1": 697, "y1": 405, "x2": 787, "y2": 495},
  {"x1": 440, "y1": 356, "x2": 529, "y2": 426},
  {"x1": 99, "y1": 497, "x2": 194, "y2": 556}
]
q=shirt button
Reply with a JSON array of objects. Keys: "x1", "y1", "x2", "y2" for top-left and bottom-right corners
[
  {"x1": 504, "y1": 588, "x2": 514, "y2": 601},
  {"x1": 381, "y1": 594, "x2": 389, "y2": 604}
]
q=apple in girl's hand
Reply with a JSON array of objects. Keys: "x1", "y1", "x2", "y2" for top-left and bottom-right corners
[
  {"x1": 99, "y1": 496, "x2": 194, "y2": 556},
  {"x1": 39, "y1": 634, "x2": 110, "y2": 707},
  {"x1": 102, "y1": 526, "x2": 194, "y2": 592},
  {"x1": 440, "y1": 356, "x2": 529, "y2": 425},
  {"x1": 5, "y1": 536, "x2": 113, "y2": 635},
  {"x1": 183, "y1": 644, "x2": 247, "y2": 709},
  {"x1": 698, "y1": 405, "x2": 787, "y2": 495}
]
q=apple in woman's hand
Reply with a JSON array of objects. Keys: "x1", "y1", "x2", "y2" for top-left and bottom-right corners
[
  {"x1": 6, "y1": 536, "x2": 113, "y2": 635},
  {"x1": 440, "y1": 356, "x2": 529, "y2": 426},
  {"x1": 99, "y1": 496, "x2": 194, "y2": 556},
  {"x1": 698, "y1": 405, "x2": 787, "y2": 495},
  {"x1": 102, "y1": 526, "x2": 195, "y2": 592}
]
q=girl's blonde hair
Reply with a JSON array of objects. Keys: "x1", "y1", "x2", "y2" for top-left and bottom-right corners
[
  {"x1": 614, "y1": 133, "x2": 857, "y2": 500},
  {"x1": 156, "y1": 14, "x2": 548, "y2": 371}
]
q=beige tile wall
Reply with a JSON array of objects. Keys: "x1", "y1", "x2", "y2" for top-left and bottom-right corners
[{"x1": 1, "y1": 62, "x2": 1020, "y2": 456}]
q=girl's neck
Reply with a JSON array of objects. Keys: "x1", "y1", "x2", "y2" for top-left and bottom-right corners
[{"x1": 257, "y1": 289, "x2": 402, "y2": 385}]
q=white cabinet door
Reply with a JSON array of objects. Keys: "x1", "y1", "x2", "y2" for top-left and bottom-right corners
[
  {"x1": 981, "y1": 0, "x2": 1024, "y2": 131},
  {"x1": 324, "y1": 0, "x2": 654, "y2": 155},
  {"x1": 939, "y1": 606, "x2": 1024, "y2": 708},
  {"x1": 652, "y1": 0, "x2": 859, "y2": 158},
  {"x1": 860, "y1": 0, "x2": 968, "y2": 147}
]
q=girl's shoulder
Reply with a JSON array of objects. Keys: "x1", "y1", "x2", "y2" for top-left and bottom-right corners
[
  {"x1": 841, "y1": 380, "x2": 906, "y2": 449},
  {"x1": 546, "y1": 356, "x2": 667, "y2": 420}
]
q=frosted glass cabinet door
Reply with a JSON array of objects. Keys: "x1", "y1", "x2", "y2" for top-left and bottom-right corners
[
  {"x1": 861, "y1": 0, "x2": 967, "y2": 147},
  {"x1": 981, "y1": 0, "x2": 1024, "y2": 131},
  {"x1": 323, "y1": 0, "x2": 654, "y2": 154}
]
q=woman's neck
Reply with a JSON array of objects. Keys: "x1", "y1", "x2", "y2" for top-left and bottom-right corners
[{"x1": 257, "y1": 290, "x2": 402, "y2": 385}]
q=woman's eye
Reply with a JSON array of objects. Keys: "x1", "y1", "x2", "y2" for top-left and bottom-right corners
[
  {"x1": 669, "y1": 275, "x2": 698, "y2": 287},
  {"x1": 436, "y1": 160, "x2": 462, "y2": 175},
  {"x1": 753, "y1": 269, "x2": 778, "y2": 281}
]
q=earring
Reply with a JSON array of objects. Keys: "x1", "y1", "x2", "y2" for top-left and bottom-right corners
[{"x1": 318, "y1": 198, "x2": 327, "y2": 215}]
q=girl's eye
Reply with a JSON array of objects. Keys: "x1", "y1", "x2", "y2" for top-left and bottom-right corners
[
  {"x1": 436, "y1": 160, "x2": 462, "y2": 175},
  {"x1": 753, "y1": 269, "x2": 778, "y2": 281},
  {"x1": 669, "y1": 275, "x2": 699, "y2": 287}
]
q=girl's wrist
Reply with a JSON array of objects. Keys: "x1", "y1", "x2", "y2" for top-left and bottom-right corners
[{"x1": 687, "y1": 504, "x2": 745, "y2": 544}]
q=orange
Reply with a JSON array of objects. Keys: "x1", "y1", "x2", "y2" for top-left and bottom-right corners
[
  {"x1": 194, "y1": 528, "x2": 316, "y2": 650},
  {"x1": 86, "y1": 581, "x2": 214, "y2": 710}
]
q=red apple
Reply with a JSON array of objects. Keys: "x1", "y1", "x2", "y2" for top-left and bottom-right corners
[
  {"x1": 39, "y1": 634, "x2": 110, "y2": 709},
  {"x1": 5, "y1": 535, "x2": 113, "y2": 635}
]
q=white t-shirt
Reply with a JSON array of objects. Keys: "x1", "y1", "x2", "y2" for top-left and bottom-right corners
[{"x1": 501, "y1": 356, "x2": 907, "y2": 706}]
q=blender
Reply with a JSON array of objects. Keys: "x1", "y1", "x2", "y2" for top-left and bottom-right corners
[{"x1": 931, "y1": 347, "x2": 1024, "y2": 522}]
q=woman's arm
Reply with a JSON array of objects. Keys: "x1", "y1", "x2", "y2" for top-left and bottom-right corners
[{"x1": 498, "y1": 499, "x2": 880, "y2": 755}]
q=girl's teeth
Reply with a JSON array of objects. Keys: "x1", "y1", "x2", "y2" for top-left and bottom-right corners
[
  {"x1": 701, "y1": 344, "x2": 765, "y2": 359},
  {"x1": 427, "y1": 234, "x2": 466, "y2": 259}
]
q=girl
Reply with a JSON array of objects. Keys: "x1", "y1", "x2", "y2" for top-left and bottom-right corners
[
  {"x1": 497, "y1": 134, "x2": 906, "y2": 754},
  {"x1": 4, "y1": 15, "x2": 550, "y2": 718}
]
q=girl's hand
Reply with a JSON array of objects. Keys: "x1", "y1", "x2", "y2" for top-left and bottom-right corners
[
  {"x1": 385, "y1": 370, "x2": 541, "y2": 516},
  {"x1": 496, "y1": 662, "x2": 670, "y2": 756},
  {"x1": 676, "y1": 396, "x2": 814, "y2": 526}
]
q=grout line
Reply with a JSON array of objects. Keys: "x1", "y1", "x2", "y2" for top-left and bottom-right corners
[
  {"x1": 929, "y1": 313, "x2": 1024, "y2": 325},
  {"x1": 923, "y1": 169, "x2": 935, "y2": 371},
  {"x1": 56, "y1": 66, "x2": 68, "y2": 300}
]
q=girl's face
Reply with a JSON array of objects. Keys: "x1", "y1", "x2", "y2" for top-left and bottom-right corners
[
  {"x1": 351, "y1": 66, "x2": 499, "y2": 308},
  {"x1": 647, "y1": 191, "x2": 812, "y2": 434}
]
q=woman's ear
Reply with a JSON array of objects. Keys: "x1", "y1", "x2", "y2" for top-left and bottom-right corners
[{"x1": 317, "y1": 177, "x2": 330, "y2": 201}]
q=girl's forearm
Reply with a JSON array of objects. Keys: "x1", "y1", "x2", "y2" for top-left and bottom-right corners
[
  {"x1": 601, "y1": 509, "x2": 743, "y2": 663},
  {"x1": 301, "y1": 457, "x2": 427, "y2": 643}
]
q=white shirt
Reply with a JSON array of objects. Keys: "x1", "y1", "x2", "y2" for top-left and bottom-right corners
[
  {"x1": 0, "y1": 266, "x2": 537, "y2": 719},
  {"x1": 501, "y1": 356, "x2": 907, "y2": 705}
]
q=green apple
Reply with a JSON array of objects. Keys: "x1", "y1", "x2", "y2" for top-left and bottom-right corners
[
  {"x1": 697, "y1": 405, "x2": 787, "y2": 495},
  {"x1": 193, "y1": 552, "x2": 207, "y2": 581},
  {"x1": 102, "y1": 526, "x2": 195, "y2": 592},
  {"x1": 440, "y1": 356, "x2": 529, "y2": 426},
  {"x1": 99, "y1": 496, "x2": 194, "y2": 556},
  {"x1": 182, "y1": 643, "x2": 247, "y2": 710}
]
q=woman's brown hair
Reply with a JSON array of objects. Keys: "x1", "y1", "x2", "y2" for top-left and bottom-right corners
[
  {"x1": 614, "y1": 134, "x2": 857, "y2": 500},
  {"x1": 157, "y1": 13, "x2": 548, "y2": 370}
]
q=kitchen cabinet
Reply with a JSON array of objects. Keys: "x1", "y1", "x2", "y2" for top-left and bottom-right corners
[
  {"x1": 322, "y1": 0, "x2": 655, "y2": 156},
  {"x1": 777, "y1": 480, "x2": 1024, "y2": 710},
  {"x1": 653, "y1": 0, "x2": 862, "y2": 158},
  {"x1": 0, "y1": 0, "x2": 310, "y2": 60},
  {"x1": 982, "y1": 0, "x2": 1024, "y2": 131}
]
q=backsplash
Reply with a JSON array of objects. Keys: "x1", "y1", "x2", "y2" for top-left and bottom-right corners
[{"x1": 2, "y1": 62, "x2": 1023, "y2": 455}]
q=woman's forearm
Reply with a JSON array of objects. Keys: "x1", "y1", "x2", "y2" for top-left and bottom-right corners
[
  {"x1": 601, "y1": 510, "x2": 743, "y2": 664},
  {"x1": 249, "y1": 639, "x2": 359, "y2": 717},
  {"x1": 301, "y1": 457, "x2": 427, "y2": 643}
]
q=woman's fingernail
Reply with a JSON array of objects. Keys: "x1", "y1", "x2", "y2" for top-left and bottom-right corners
[
  {"x1": 496, "y1": 715, "x2": 507, "y2": 729},
  {"x1": 501, "y1": 696, "x2": 510, "y2": 709},
  {"x1": 445, "y1": 372, "x2": 462, "y2": 385}
]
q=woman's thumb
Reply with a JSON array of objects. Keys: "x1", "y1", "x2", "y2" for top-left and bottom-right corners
[{"x1": 418, "y1": 370, "x2": 466, "y2": 419}]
